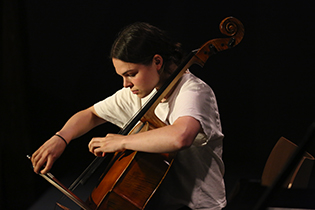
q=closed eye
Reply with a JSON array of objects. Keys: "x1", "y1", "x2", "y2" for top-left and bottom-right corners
[
  {"x1": 123, "y1": 70, "x2": 138, "y2": 77},
  {"x1": 127, "y1": 73, "x2": 136, "y2": 77}
]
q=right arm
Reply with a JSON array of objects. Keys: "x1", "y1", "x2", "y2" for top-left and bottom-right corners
[{"x1": 31, "y1": 106, "x2": 106, "y2": 174}]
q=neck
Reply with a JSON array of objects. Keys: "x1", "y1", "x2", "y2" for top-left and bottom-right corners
[
  {"x1": 155, "y1": 63, "x2": 179, "y2": 102},
  {"x1": 157, "y1": 76, "x2": 181, "y2": 103}
]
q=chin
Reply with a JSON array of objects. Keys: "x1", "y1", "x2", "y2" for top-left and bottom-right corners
[
  {"x1": 137, "y1": 94, "x2": 145, "y2": 98},
  {"x1": 137, "y1": 93, "x2": 149, "y2": 98}
]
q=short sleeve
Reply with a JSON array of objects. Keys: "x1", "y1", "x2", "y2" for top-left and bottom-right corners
[
  {"x1": 156, "y1": 73, "x2": 223, "y2": 146},
  {"x1": 94, "y1": 88, "x2": 141, "y2": 128}
]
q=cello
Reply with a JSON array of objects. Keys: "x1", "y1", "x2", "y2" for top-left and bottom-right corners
[{"x1": 28, "y1": 16, "x2": 244, "y2": 210}]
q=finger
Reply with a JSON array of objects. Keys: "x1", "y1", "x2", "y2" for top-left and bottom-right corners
[
  {"x1": 89, "y1": 141, "x2": 96, "y2": 153},
  {"x1": 32, "y1": 154, "x2": 46, "y2": 173},
  {"x1": 90, "y1": 144, "x2": 102, "y2": 154},
  {"x1": 31, "y1": 149, "x2": 41, "y2": 165},
  {"x1": 88, "y1": 138, "x2": 94, "y2": 150},
  {"x1": 31, "y1": 152, "x2": 42, "y2": 173},
  {"x1": 88, "y1": 138, "x2": 98, "y2": 152},
  {"x1": 30, "y1": 153, "x2": 36, "y2": 167},
  {"x1": 33, "y1": 156, "x2": 46, "y2": 174},
  {"x1": 89, "y1": 138, "x2": 102, "y2": 153},
  {"x1": 93, "y1": 148, "x2": 104, "y2": 157},
  {"x1": 41, "y1": 157, "x2": 54, "y2": 174},
  {"x1": 106, "y1": 133, "x2": 117, "y2": 138},
  {"x1": 30, "y1": 152, "x2": 35, "y2": 163}
]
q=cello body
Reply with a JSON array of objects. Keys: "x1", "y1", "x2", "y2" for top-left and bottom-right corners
[{"x1": 86, "y1": 122, "x2": 175, "y2": 210}]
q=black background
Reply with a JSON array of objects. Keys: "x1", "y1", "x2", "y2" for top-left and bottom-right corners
[{"x1": 1, "y1": 0, "x2": 315, "y2": 209}]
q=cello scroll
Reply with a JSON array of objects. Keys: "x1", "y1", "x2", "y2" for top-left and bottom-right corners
[{"x1": 194, "y1": 16, "x2": 244, "y2": 66}]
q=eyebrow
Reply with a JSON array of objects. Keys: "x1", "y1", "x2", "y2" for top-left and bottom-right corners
[{"x1": 121, "y1": 69, "x2": 137, "y2": 76}]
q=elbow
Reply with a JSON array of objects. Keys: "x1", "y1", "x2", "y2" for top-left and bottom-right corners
[
  {"x1": 88, "y1": 106, "x2": 106, "y2": 126},
  {"x1": 173, "y1": 133, "x2": 194, "y2": 151},
  {"x1": 169, "y1": 116, "x2": 200, "y2": 151}
]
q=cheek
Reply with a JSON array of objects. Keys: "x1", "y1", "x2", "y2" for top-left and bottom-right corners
[
  {"x1": 135, "y1": 72, "x2": 158, "y2": 88},
  {"x1": 145, "y1": 71, "x2": 160, "y2": 86}
]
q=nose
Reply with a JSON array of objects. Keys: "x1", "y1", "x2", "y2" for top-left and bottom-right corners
[{"x1": 123, "y1": 77, "x2": 133, "y2": 88}]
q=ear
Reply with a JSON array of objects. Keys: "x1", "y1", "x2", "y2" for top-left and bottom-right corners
[{"x1": 153, "y1": 54, "x2": 163, "y2": 70}]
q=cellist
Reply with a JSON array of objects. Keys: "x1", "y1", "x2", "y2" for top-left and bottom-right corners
[{"x1": 31, "y1": 22, "x2": 226, "y2": 210}]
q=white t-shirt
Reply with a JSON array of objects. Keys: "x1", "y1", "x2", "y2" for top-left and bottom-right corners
[{"x1": 94, "y1": 72, "x2": 226, "y2": 210}]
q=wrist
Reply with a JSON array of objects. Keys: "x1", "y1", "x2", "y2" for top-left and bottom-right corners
[
  {"x1": 54, "y1": 133, "x2": 68, "y2": 146},
  {"x1": 121, "y1": 136, "x2": 128, "y2": 151}
]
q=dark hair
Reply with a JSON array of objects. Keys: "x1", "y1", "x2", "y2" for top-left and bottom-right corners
[{"x1": 110, "y1": 22, "x2": 184, "y2": 74}]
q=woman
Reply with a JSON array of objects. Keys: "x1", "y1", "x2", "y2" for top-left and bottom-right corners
[{"x1": 31, "y1": 22, "x2": 226, "y2": 210}]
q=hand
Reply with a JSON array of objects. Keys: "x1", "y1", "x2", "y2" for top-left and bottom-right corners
[
  {"x1": 31, "y1": 135, "x2": 67, "y2": 174},
  {"x1": 88, "y1": 133, "x2": 125, "y2": 157}
]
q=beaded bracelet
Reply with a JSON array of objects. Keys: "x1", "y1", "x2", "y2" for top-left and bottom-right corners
[{"x1": 54, "y1": 134, "x2": 68, "y2": 146}]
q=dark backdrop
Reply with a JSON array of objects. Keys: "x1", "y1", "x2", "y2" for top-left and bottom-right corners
[{"x1": 1, "y1": 0, "x2": 315, "y2": 209}]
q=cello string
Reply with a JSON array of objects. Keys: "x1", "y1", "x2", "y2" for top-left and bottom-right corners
[
  {"x1": 62, "y1": 88, "x2": 160, "y2": 192},
  {"x1": 62, "y1": 86, "x2": 160, "y2": 192}
]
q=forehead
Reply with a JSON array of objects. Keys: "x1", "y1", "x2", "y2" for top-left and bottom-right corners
[
  {"x1": 112, "y1": 58, "x2": 138, "y2": 75},
  {"x1": 112, "y1": 58, "x2": 152, "y2": 77}
]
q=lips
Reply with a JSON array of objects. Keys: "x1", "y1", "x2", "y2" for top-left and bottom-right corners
[{"x1": 131, "y1": 90, "x2": 139, "y2": 94}]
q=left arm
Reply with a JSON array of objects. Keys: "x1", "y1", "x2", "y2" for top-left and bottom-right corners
[{"x1": 88, "y1": 116, "x2": 200, "y2": 156}]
